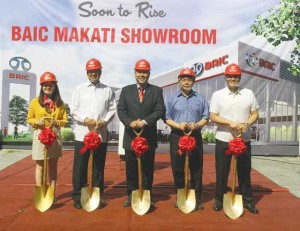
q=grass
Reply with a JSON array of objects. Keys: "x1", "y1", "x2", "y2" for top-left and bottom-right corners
[{"x1": 2, "y1": 134, "x2": 32, "y2": 142}]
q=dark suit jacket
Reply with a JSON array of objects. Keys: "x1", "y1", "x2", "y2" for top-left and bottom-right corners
[{"x1": 117, "y1": 83, "x2": 166, "y2": 150}]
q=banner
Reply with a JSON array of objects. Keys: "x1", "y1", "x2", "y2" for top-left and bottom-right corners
[{"x1": 0, "y1": 0, "x2": 298, "y2": 135}]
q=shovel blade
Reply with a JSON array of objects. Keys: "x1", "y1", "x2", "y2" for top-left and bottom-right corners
[
  {"x1": 34, "y1": 185, "x2": 55, "y2": 212},
  {"x1": 177, "y1": 189, "x2": 196, "y2": 214},
  {"x1": 81, "y1": 187, "x2": 100, "y2": 212},
  {"x1": 131, "y1": 189, "x2": 151, "y2": 215},
  {"x1": 223, "y1": 192, "x2": 243, "y2": 219}
]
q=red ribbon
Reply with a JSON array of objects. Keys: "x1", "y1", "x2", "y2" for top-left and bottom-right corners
[
  {"x1": 80, "y1": 131, "x2": 102, "y2": 154},
  {"x1": 131, "y1": 136, "x2": 148, "y2": 156},
  {"x1": 225, "y1": 137, "x2": 247, "y2": 156},
  {"x1": 178, "y1": 135, "x2": 196, "y2": 155},
  {"x1": 38, "y1": 128, "x2": 56, "y2": 146},
  {"x1": 44, "y1": 95, "x2": 56, "y2": 113}
]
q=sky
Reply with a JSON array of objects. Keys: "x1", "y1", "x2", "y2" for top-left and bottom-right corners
[{"x1": 1, "y1": 0, "x2": 294, "y2": 132}]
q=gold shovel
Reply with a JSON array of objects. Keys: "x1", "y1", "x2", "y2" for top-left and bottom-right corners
[
  {"x1": 81, "y1": 150, "x2": 101, "y2": 212},
  {"x1": 223, "y1": 155, "x2": 243, "y2": 219},
  {"x1": 131, "y1": 155, "x2": 151, "y2": 215},
  {"x1": 131, "y1": 128, "x2": 151, "y2": 216},
  {"x1": 34, "y1": 147, "x2": 55, "y2": 212},
  {"x1": 224, "y1": 130, "x2": 245, "y2": 219},
  {"x1": 34, "y1": 117, "x2": 55, "y2": 212},
  {"x1": 177, "y1": 151, "x2": 196, "y2": 214}
]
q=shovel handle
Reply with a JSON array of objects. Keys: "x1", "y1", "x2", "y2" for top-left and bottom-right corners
[
  {"x1": 133, "y1": 128, "x2": 144, "y2": 137},
  {"x1": 232, "y1": 129, "x2": 243, "y2": 138},
  {"x1": 43, "y1": 117, "x2": 53, "y2": 129},
  {"x1": 42, "y1": 147, "x2": 48, "y2": 195},
  {"x1": 184, "y1": 154, "x2": 190, "y2": 197},
  {"x1": 88, "y1": 150, "x2": 94, "y2": 196},
  {"x1": 183, "y1": 130, "x2": 192, "y2": 136},
  {"x1": 137, "y1": 156, "x2": 143, "y2": 197},
  {"x1": 231, "y1": 155, "x2": 237, "y2": 196},
  {"x1": 230, "y1": 128, "x2": 244, "y2": 196}
]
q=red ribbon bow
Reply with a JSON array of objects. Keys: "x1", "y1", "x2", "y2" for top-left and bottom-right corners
[
  {"x1": 131, "y1": 136, "x2": 149, "y2": 156},
  {"x1": 80, "y1": 131, "x2": 102, "y2": 154},
  {"x1": 38, "y1": 128, "x2": 56, "y2": 146},
  {"x1": 178, "y1": 135, "x2": 196, "y2": 155},
  {"x1": 225, "y1": 137, "x2": 247, "y2": 156},
  {"x1": 44, "y1": 95, "x2": 56, "y2": 113}
]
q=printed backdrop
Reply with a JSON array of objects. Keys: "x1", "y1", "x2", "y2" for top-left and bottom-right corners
[{"x1": 0, "y1": 0, "x2": 296, "y2": 132}]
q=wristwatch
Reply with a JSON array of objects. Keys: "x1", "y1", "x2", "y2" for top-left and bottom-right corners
[{"x1": 246, "y1": 123, "x2": 250, "y2": 130}]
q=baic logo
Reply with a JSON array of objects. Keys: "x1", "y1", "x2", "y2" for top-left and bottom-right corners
[
  {"x1": 191, "y1": 62, "x2": 204, "y2": 77},
  {"x1": 246, "y1": 53, "x2": 259, "y2": 67},
  {"x1": 246, "y1": 53, "x2": 275, "y2": 71},
  {"x1": 9, "y1": 57, "x2": 31, "y2": 72}
]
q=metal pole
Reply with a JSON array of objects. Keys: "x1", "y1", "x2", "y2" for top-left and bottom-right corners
[{"x1": 265, "y1": 82, "x2": 270, "y2": 142}]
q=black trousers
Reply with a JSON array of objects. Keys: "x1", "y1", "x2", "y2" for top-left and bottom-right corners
[
  {"x1": 125, "y1": 148, "x2": 155, "y2": 196},
  {"x1": 169, "y1": 130, "x2": 203, "y2": 200},
  {"x1": 72, "y1": 141, "x2": 107, "y2": 202},
  {"x1": 214, "y1": 139, "x2": 253, "y2": 204}
]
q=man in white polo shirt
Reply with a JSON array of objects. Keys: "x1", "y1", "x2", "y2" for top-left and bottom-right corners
[
  {"x1": 70, "y1": 58, "x2": 116, "y2": 209},
  {"x1": 210, "y1": 63, "x2": 259, "y2": 214}
]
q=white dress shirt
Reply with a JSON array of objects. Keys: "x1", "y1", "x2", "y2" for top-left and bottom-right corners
[
  {"x1": 71, "y1": 81, "x2": 116, "y2": 142},
  {"x1": 210, "y1": 87, "x2": 259, "y2": 142}
]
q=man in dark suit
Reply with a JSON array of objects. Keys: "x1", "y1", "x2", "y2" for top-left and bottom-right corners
[{"x1": 117, "y1": 59, "x2": 166, "y2": 207}]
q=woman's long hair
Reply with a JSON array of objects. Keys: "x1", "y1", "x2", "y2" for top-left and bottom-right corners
[{"x1": 38, "y1": 82, "x2": 64, "y2": 107}]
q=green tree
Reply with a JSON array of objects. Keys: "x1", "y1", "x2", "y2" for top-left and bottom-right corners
[
  {"x1": 65, "y1": 103, "x2": 75, "y2": 129},
  {"x1": 250, "y1": 0, "x2": 300, "y2": 76},
  {"x1": 9, "y1": 95, "x2": 28, "y2": 126},
  {"x1": 201, "y1": 130, "x2": 208, "y2": 144},
  {"x1": 61, "y1": 127, "x2": 75, "y2": 141}
]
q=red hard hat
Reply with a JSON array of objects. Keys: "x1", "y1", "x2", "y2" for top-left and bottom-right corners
[
  {"x1": 86, "y1": 58, "x2": 102, "y2": 70},
  {"x1": 134, "y1": 59, "x2": 151, "y2": 71},
  {"x1": 225, "y1": 63, "x2": 242, "y2": 75},
  {"x1": 40, "y1": 72, "x2": 57, "y2": 84},
  {"x1": 178, "y1": 68, "x2": 195, "y2": 79}
]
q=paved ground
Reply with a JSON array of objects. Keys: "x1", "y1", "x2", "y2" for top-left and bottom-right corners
[
  {"x1": 0, "y1": 149, "x2": 32, "y2": 171},
  {"x1": 251, "y1": 155, "x2": 300, "y2": 198},
  {"x1": 1, "y1": 148, "x2": 299, "y2": 198}
]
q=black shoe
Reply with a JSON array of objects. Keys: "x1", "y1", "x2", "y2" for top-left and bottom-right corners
[
  {"x1": 73, "y1": 201, "x2": 82, "y2": 209},
  {"x1": 150, "y1": 200, "x2": 155, "y2": 207},
  {"x1": 123, "y1": 194, "x2": 132, "y2": 207},
  {"x1": 99, "y1": 199, "x2": 106, "y2": 209},
  {"x1": 174, "y1": 201, "x2": 178, "y2": 208},
  {"x1": 196, "y1": 200, "x2": 204, "y2": 210},
  {"x1": 123, "y1": 198, "x2": 131, "y2": 207},
  {"x1": 244, "y1": 203, "x2": 259, "y2": 214},
  {"x1": 213, "y1": 202, "x2": 223, "y2": 211}
]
